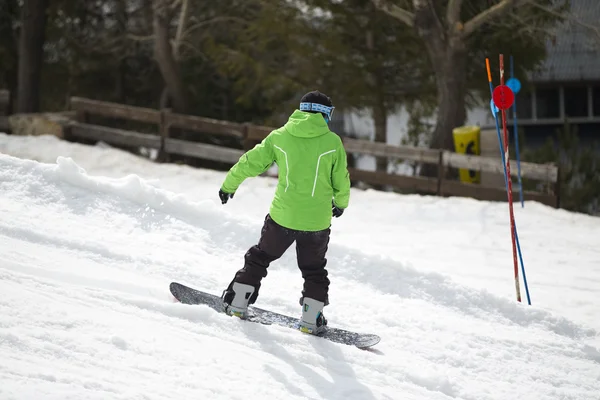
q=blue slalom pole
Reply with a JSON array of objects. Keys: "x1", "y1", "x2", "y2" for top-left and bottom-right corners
[
  {"x1": 514, "y1": 227, "x2": 530, "y2": 304},
  {"x1": 487, "y1": 76, "x2": 532, "y2": 305},
  {"x1": 510, "y1": 56, "x2": 524, "y2": 208}
]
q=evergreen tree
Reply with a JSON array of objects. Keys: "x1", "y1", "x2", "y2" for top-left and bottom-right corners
[{"x1": 523, "y1": 121, "x2": 600, "y2": 215}]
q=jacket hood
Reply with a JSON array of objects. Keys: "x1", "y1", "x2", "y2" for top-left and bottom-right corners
[{"x1": 283, "y1": 110, "x2": 330, "y2": 138}]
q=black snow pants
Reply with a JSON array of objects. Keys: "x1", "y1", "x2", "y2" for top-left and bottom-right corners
[{"x1": 225, "y1": 214, "x2": 331, "y2": 305}]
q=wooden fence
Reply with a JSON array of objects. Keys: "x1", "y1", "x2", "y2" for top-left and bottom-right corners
[{"x1": 61, "y1": 96, "x2": 559, "y2": 207}]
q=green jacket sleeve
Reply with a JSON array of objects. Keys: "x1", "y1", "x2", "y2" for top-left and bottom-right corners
[
  {"x1": 332, "y1": 140, "x2": 351, "y2": 209},
  {"x1": 221, "y1": 135, "x2": 275, "y2": 193}
]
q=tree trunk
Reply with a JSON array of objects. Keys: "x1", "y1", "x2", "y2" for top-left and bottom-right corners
[
  {"x1": 159, "y1": 87, "x2": 171, "y2": 109},
  {"x1": 16, "y1": 0, "x2": 49, "y2": 113},
  {"x1": 152, "y1": 0, "x2": 187, "y2": 113},
  {"x1": 114, "y1": 0, "x2": 128, "y2": 102},
  {"x1": 0, "y1": 0, "x2": 19, "y2": 114},
  {"x1": 373, "y1": 101, "x2": 388, "y2": 173},
  {"x1": 417, "y1": 43, "x2": 467, "y2": 178},
  {"x1": 366, "y1": 23, "x2": 389, "y2": 174},
  {"x1": 413, "y1": 4, "x2": 467, "y2": 177},
  {"x1": 430, "y1": 45, "x2": 468, "y2": 152}
]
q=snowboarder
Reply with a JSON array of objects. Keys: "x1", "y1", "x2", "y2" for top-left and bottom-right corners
[{"x1": 218, "y1": 90, "x2": 351, "y2": 334}]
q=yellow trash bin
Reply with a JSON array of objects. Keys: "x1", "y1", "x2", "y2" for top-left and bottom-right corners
[{"x1": 452, "y1": 125, "x2": 481, "y2": 184}]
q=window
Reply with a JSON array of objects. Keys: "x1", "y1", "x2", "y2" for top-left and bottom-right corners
[
  {"x1": 515, "y1": 88, "x2": 533, "y2": 119},
  {"x1": 564, "y1": 86, "x2": 588, "y2": 118},
  {"x1": 594, "y1": 86, "x2": 600, "y2": 117},
  {"x1": 536, "y1": 87, "x2": 560, "y2": 119}
]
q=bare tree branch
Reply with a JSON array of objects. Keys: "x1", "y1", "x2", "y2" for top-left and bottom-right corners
[
  {"x1": 461, "y1": 0, "x2": 532, "y2": 38},
  {"x1": 371, "y1": 0, "x2": 415, "y2": 27},
  {"x1": 173, "y1": 0, "x2": 189, "y2": 60},
  {"x1": 181, "y1": 16, "x2": 250, "y2": 40},
  {"x1": 179, "y1": 40, "x2": 209, "y2": 60},
  {"x1": 530, "y1": 1, "x2": 600, "y2": 43}
]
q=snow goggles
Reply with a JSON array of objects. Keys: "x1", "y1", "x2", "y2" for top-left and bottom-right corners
[{"x1": 300, "y1": 102, "x2": 335, "y2": 122}]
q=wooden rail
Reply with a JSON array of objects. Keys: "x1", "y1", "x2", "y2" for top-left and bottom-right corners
[
  {"x1": 442, "y1": 151, "x2": 557, "y2": 182},
  {"x1": 166, "y1": 112, "x2": 245, "y2": 138},
  {"x1": 70, "y1": 123, "x2": 162, "y2": 149},
  {"x1": 343, "y1": 137, "x2": 440, "y2": 164},
  {"x1": 64, "y1": 96, "x2": 559, "y2": 207},
  {"x1": 70, "y1": 96, "x2": 160, "y2": 124},
  {"x1": 164, "y1": 138, "x2": 244, "y2": 163}
]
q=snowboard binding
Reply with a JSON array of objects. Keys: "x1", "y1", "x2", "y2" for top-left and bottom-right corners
[
  {"x1": 221, "y1": 282, "x2": 255, "y2": 319},
  {"x1": 298, "y1": 297, "x2": 327, "y2": 335}
]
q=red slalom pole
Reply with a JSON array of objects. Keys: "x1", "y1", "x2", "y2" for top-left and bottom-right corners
[{"x1": 498, "y1": 54, "x2": 522, "y2": 303}]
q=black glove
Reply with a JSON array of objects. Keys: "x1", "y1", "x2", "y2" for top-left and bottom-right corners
[
  {"x1": 332, "y1": 202, "x2": 344, "y2": 218},
  {"x1": 219, "y1": 189, "x2": 234, "y2": 204}
]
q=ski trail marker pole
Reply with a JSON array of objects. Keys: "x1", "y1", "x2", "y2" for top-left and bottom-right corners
[
  {"x1": 496, "y1": 54, "x2": 521, "y2": 303},
  {"x1": 486, "y1": 58, "x2": 531, "y2": 304},
  {"x1": 486, "y1": 56, "x2": 523, "y2": 303}
]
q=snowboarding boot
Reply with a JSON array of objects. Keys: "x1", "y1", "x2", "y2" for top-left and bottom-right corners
[
  {"x1": 221, "y1": 282, "x2": 255, "y2": 318},
  {"x1": 298, "y1": 297, "x2": 327, "y2": 335}
]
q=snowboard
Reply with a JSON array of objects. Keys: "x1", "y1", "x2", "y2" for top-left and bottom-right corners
[{"x1": 169, "y1": 282, "x2": 380, "y2": 349}]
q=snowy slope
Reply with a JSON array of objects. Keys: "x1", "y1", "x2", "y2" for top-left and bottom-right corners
[
  {"x1": 2, "y1": 134, "x2": 599, "y2": 330},
  {"x1": 0, "y1": 134, "x2": 599, "y2": 400}
]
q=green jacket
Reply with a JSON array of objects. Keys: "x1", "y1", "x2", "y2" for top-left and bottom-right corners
[{"x1": 221, "y1": 110, "x2": 351, "y2": 231}]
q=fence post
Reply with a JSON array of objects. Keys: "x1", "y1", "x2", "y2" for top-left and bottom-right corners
[
  {"x1": 72, "y1": 100, "x2": 89, "y2": 124},
  {"x1": 63, "y1": 97, "x2": 81, "y2": 141},
  {"x1": 554, "y1": 164, "x2": 561, "y2": 208},
  {"x1": 159, "y1": 108, "x2": 171, "y2": 163},
  {"x1": 436, "y1": 150, "x2": 445, "y2": 195}
]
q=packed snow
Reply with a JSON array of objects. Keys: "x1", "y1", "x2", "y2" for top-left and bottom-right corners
[{"x1": 0, "y1": 133, "x2": 599, "y2": 400}]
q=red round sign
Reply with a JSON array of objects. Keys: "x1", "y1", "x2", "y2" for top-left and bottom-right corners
[{"x1": 492, "y1": 85, "x2": 515, "y2": 110}]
